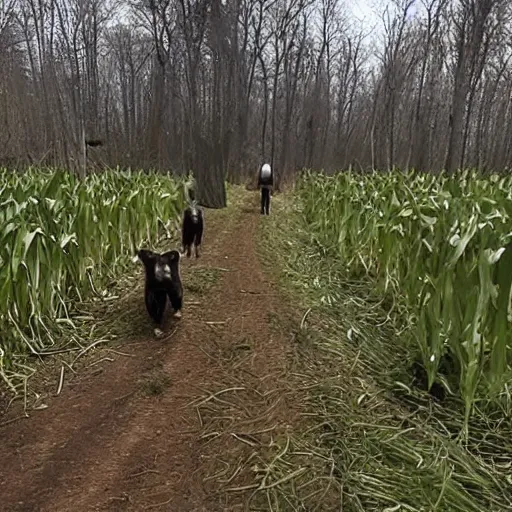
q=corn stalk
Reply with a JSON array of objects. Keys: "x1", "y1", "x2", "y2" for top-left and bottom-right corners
[{"x1": 296, "y1": 169, "x2": 512, "y2": 432}]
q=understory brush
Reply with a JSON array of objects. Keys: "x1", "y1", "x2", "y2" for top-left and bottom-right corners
[
  {"x1": 0, "y1": 167, "x2": 184, "y2": 406},
  {"x1": 255, "y1": 190, "x2": 512, "y2": 512}
]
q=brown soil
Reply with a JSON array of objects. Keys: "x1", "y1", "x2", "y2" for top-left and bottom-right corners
[{"x1": 0, "y1": 194, "x2": 298, "y2": 511}]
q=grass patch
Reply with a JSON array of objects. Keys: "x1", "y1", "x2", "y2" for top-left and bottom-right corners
[
  {"x1": 253, "y1": 192, "x2": 512, "y2": 511},
  {"x1": 141, "y1": 367, "x2": 171, "y2": 396},
  {"x1": 220, "y1": 338, "x2": 253, "y2": 363},
  {"x1": 297, "y1": 170, "x2": 512, "y2": 421},
  {"x1": 184, "y1": 267, "x2": 222, "y2": 295}
]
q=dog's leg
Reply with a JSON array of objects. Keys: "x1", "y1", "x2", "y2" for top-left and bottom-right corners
[
  {"x1": 148, "y1": 289, "x2": 167, "y2": 338},
  {"x1": 195, "y1": 219, "x2": 203, "y2": 259},
  {"x1": 169, "y1": 295, "x2": 183, "y2": 319}
]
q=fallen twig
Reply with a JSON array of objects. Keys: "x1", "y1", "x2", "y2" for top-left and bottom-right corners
[
  {"x1": 87, "y1": 357, "x2": 114, "y2": 368},
  {"x1": 0, "y1": 414, "x2": 29, "y2": 428},
  {"x1": 129, "y1": 469, "x2": 160, "y2": 478},
  {"x1": 300, "y1": 307, "x2": 312, "y2": 329},
  {"x1": 147, "y1": 496, "x2": 173, "y2": 508},
  {"x1": 231, "y1": 432, "x2": 260, "y2": 447},
  {"x1": 106, "y1": 349, "x2": 135, "y2": 358},
  {"x1": 225, "y1": 483, "x2": 260, "y2": 492},
  {"x1": 71, "y1": 338, "x2": 110, "y2": 366},
  {"x1": 62, "y1": 360, "x2": 76, "y2": 374},
  {"x1": 56, "y1": 366, "x2": 65, "y2": 395},
  {"x1": 36, "y1": 347, "x2": 81, "y2": 356},
  {"x1": 189, "y1": 386, "x2": 246, "y2": 407},
  {"x1": 196, "y1": 406, "x2": 203, "y2": 427}
]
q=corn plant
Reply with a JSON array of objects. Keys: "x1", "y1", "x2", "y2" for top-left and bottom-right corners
[
  {"x1": 0, "y1": 167, "x2": 184, "y2": 392},
  {"x1": 296, "y1": 169, "x2": 512, "y2": 430}
]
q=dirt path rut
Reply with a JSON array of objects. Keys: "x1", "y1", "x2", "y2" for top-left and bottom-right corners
[{"x1": 0, "y1": 195, "x2": 296, "y2": 512}]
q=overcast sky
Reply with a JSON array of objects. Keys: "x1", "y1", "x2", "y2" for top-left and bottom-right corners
[
  {"x1": 351, "y1": 0, "x2": 376, "y2": 21},
  {"x1": 350, "y1": 0, "x2": 383, "y2": 38},
  {"x1": 109, "y1": 0, "x2": 387, "y2": 45}
]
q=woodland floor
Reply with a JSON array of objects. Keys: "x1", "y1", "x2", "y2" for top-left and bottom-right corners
[{"x1": 0, "y1": 191, "x2": 301, "y2": 512}]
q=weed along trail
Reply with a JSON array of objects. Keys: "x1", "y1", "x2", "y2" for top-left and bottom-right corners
[
  {"x1": 3, "y1": 182, "x2": 510, "y2": 512},
  {"x1": 0, "y1": 193, "x2": 297, "y2": 512}
]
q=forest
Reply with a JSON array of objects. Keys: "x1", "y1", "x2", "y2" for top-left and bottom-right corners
[
  {"x1": 1, "y1": 1, "x2": 512, "y2": 510},
  {"x1": 1, "y1": 0, "x2": 512, "y2": 204}
]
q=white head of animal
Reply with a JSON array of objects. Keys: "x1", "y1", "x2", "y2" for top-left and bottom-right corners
[
  {"x1": 188, "y1": 203, "x2": 199, "y2": 223},
  {"x1": 261, "y1": 163, "x2": 272, "y2": 179},
  {"x1": 154, "y1": 261, "x2": 172, "y2": 281}
]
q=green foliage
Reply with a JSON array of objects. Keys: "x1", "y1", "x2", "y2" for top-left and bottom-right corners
[
  {"x1": 257, "y1": 191, "x2": 512, "y2": 511},
  {"x1": 0, "y1": 167, "x2": 183, "y2": 391},
  {"x1": 297, "y1": 169, "x2": 512, "y2": 429}
]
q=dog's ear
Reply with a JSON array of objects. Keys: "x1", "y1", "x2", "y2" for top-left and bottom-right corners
[
  {"x1": 137, "y1": 249, "x2": 156, "y2": 265},
  {"x1": 163, "y1": 250, "x2": 180, "y2": 262}
]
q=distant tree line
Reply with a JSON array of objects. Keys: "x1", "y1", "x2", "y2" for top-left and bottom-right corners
[{"x1": 0, "y1": 0, "x2": 511, "y2": 206}]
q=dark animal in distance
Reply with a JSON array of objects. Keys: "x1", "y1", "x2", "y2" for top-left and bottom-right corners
[
  {"x1": 137, "y1": 248, "x2": 183, "y2": 337},
  {"x1": 85, "y1": 139, "x2": 103, "y2": 147},
  {"x1": 181, "y1": 204, "x2": 204, "y2": 258}
]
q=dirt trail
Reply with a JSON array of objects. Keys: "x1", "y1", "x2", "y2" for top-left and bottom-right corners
[{"x1": 0, "y1": 195, "x2": 297, "y2": 511}]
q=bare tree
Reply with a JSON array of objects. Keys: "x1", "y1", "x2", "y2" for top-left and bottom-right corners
[
  {"x1": 1, "y1": 0, "x2": 512, "y2": 191},
  {"x1": 445, "y1": 0, "x2": 508, "y2": 173}
]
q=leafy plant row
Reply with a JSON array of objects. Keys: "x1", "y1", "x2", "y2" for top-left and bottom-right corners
[
  {"x1": 0, "y1": 167, "x2": 183, "y2": 392},
  {"x1": 297, "y1": 169, "x2": 512, "y2": 427}
]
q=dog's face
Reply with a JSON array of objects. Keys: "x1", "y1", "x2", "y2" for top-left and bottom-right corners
[
  {"x1": 154, "y1": 259, "x2": 171, "y2": 281},
  {"x1": 185, "y1": 205, "x2": 200, "y2": 224},
  {"x1": 157, "y1": 250, "x2": 180, "y2": 278},
  {"x1": 137, "y1": 249, "x2": 180, "y2": 281}
]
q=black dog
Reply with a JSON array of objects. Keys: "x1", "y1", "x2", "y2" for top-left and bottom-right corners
[
  {"x1": 181, "y1": 204, "x2": 204, "y2": 258},
  {"x1": 137, "y1": 249, "x2": 183, "y2": 337}
]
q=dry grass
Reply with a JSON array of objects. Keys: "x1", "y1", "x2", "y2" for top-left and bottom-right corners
[
  {"x1": 140, "y1": 365, "x2": 171, "y2": 396},
  {"x1": 251, "y1": 191, "x2": 512, "y2": 511}
]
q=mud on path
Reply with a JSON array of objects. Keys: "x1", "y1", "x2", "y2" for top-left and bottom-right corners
[{"x1": 0, "y1": 194, "x2": 298, "y2": 511}]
